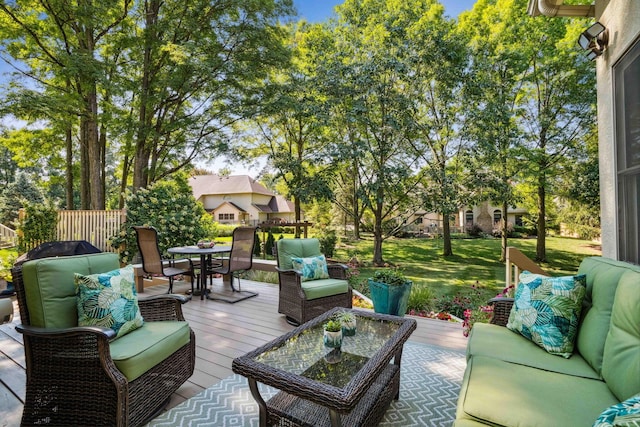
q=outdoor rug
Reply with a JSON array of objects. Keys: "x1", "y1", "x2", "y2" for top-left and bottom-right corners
[{"x1": 147, "y1": 341, "x2": 466, "y2": 427}]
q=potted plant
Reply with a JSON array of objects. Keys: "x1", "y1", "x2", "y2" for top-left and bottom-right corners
[
  {"x1": 339, "y1": 311, "x2": 357, "y2": 336},
  {"x1": 323, "y1": 319, "x2": 343, "y2": 348},
  {"x1": 368, "y1": 269, "x2": 413, "y2": 316},
  {"x1": 0, "y1": 256, "x2": 15, "y2": 297}
]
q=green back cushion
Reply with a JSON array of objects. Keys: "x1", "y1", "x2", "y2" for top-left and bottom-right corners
[
  {"x1": 576, "y1": 257, "x2": 640, "y2": 374},
  {"x1": 276, "y1": 238, "x2": 322, "y2": 271},
  {"x1": 22, "y1": 253, "x2": 120, "y2": 328},
  {"x1": 601, "y1": 270, "x2": 640, "y2": 401}
]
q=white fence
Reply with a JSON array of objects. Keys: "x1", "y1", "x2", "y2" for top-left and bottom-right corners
[
  {"x1": 56, "y1": 210, "x2": 125, "y2": 253},
  {"x1": 0, "y1": 224, "x2": 17, "y2": 248}
]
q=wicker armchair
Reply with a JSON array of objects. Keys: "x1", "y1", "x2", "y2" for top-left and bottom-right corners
[
  {"x1": 488, "y1": 297, "x2": 515, "y2": 326},
  {"x1": 276, "y1": 238, "x2": 352, "y2": 325},
  {"x1": 13, "y1": 248, "x2": 195, "y2": 427}
]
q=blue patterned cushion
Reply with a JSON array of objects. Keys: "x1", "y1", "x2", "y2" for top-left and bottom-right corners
[
  {"x1": 594, "y1": 394, "x2": 640, "y2": 427},
  {"x1": 291, "y1": 255, "x2": 330, "y2": 282},
  {"x1": 506, "y1": 272, "x2": 586, "y2": 358},
  {"x1": 75, "y1": 265, "x2": 144, "y2": 338}
]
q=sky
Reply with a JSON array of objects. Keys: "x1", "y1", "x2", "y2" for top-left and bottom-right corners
[{"x1": 294, "y1": 0, "x2": 478, "y2": 23}]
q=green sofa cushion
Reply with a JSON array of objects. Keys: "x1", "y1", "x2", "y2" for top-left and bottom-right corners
[
  {"x1": 576, "y1": 257, "x2": 640, "y2": 376},
  {"x1": 467, "y1": 323, "x2": 600, "y2": 379},
  {"x1": 601, "y1": 270, "x2": 640, "y2": 401},
  {"x1": 276, "y1": 238, "x2": 323, "y2": 271},
  {"x1": 109, "y1": 320, "x2": 191, "y2": 381},
  {"x1": 22, "y1": 253, "x2": 121, "y2": 328},
  {"x1": 458, "y1": 355, "x2": 618, "y2": 427},
  {"x1": 301, "y1": 278, "x2": 349, "y2": 300}
]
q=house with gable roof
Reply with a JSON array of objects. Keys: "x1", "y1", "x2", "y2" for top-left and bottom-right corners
[{"x1": 188, "y1": 174, "x2": 297, "y2": 225}]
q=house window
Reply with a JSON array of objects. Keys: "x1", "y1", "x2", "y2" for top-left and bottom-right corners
[
  {"x1": 493, "y1": 210, "x2": 502, "y2": 223},
  {"x1": 615, "y1": 36, "x2": 640, "y2": 264},
  {"x1": 218, "y1": 213, "x2": 234, "y2": 221},
  {"x1": 515, "y1": 214, "x2": 523, "y2": 227},
  {"x1": 465, "y1": 210, "x2": 474, "y2": 226}
]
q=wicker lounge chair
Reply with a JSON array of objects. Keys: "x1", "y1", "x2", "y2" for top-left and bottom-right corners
[
  {"x1": 275, "y1": 238, "x2": 352, "y2": 325},
  {"x1": 134, "y1": 225, "x2": 193, "y2": 294},
  {"x1": 12, "y1": 243, "x2": 196, "y2": 427}
]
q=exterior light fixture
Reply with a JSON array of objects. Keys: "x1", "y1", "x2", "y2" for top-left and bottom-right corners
[{"x1": 578, "y1": 21, "x2": 608, "y2": 60}]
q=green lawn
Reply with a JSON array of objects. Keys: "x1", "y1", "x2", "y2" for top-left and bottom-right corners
[{"x1": 333, "y1": 235, "x2": 601, "y2": 302}]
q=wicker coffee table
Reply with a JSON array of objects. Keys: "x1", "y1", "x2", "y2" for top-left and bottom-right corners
[{"x1": 232, "y1": 307, "x2": 416, "y2": 427}]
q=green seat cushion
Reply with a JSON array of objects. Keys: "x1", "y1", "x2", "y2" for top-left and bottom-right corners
[
  {"x1": 576, "y1": 257, "x2": 640, "y2": 375},
  {"x1": 291, "y1": 255, "x2": 330, "y2": 281},
  {"x1": 301, "y1": 278, "x2": 349, "y2": 300},
  {"x1": 109, "y1": 320, "x2": 191, "y2": 381},
  {"x1": 458, "y1": 355, "x2": 618, "y2": 427},
  {"x1": 601, "y1": 270, "x2": 640, "y2": 401},
  {"x1": 276, "y1": 238, "x2": 323, "y2": 270},
  {"x1": 506, "y1": 272, "x2": 586, "y2": 358},
  {"x1": 75, "y1": 265, "x2": 144, "y2": 339},
  {"x1": 467, "y1": 323, "x2": 600, "y2": 379},
  {"x1": 22, "y1": 253, "x2": 121, "y2": 328}
]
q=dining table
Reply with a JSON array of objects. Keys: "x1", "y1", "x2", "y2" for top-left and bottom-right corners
[{"x1": 167, "y1": 245, "x2": 231, "y2": 300}]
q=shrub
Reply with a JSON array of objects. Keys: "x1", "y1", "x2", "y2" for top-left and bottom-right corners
[
  {"x1": 318, "y1": 230, "x2": 338, "y2": 258},
  {"x1": 370, "y1": 269, "x2": 408, "y2": 286},
  {"x1": 466, "y1": 224, "x2": 484, "y2": 238},
  {"x1": 253, "y1": 233, "x2": 262, "y2": 256},
  {"x1": 407, "y1": 286, "x2": 435, "y2": 312},
  {"x1": 110, "y1": 177, "x2": 208, "y2": 263},
  {"x1": 17, "y1": 202, "x2": 58, "y2": 253},
  {"x1": 264, "y1": 231, "x2": 275, "y2": 256}
]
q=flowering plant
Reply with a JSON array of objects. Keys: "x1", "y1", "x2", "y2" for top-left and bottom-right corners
[{"x1": 110, "y1": 176, "x2": 212, "y2": 263}]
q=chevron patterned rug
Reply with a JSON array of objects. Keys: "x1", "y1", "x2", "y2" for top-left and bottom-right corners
[{"x1": 147, "y1": 341, "x2": 466, "y2": 427}]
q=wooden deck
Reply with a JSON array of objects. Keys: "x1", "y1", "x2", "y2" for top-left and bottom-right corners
[{"x1": 0, "y1": 278, "x2": 468, "y2": 426}]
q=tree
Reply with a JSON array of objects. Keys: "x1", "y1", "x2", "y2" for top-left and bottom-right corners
[
  {"x1": 516, "y1": 17, "x2": 596, "y2": 261},
  {"x1": 0, "y1": 0, "x2": 132, "y2": 210},
  {"x1": 0, "y1": 172, "x2": 44, "y2": 226},
  {"x1": 247, "y1": 23, "x2": 332, "y2": 238},
  {"x1": 459, "y1": 0, "x2": 531, "y2": 262},
  {"x1": 127, "y1": 0, "x2": 294, "y2": 190},
  {"x1": 327, "y1": 0, "x2": 437, "y2": 265}
]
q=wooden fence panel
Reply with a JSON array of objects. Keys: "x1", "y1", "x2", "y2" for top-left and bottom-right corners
[{"x1": 56, "y1": 210, "x2": 124, "y2": 253}]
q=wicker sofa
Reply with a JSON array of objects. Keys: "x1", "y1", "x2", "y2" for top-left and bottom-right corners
[
  {"x1": 455, "y1": 257, "x2": 640, "y2": 426},
  {"x1": 14, "y1": 252, "x2": 195, "y2": 427}
]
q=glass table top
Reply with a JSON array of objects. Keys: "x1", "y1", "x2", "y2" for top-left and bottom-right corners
[{"x1": 254, "y1": 314, "x2": 401, "y2": 388}]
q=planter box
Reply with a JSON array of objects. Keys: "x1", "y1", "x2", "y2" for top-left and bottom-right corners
[{"x1": 368, "y1": 278, "x2": 412, "y2": 317}]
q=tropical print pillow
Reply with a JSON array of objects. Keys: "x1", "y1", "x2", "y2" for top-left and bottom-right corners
[
  {"x1": 593, "y1": 394, "x2": 640, "y2": 427},
  {"x1": 507, "y1": 271, "x2": 586, "y2": 358},
  {"x1": 75, "y1": 265, "x2": 144, "y2": 338},
  {"x1": 291, "y1": 255, "x2": 330, "y2": 282}
]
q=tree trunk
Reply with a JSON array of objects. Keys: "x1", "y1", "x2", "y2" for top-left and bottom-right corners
[
  {"x1": 500, "y1": 200, "x2": 508, "y2": 262},
  {"x1": 294, "y1": 197, "x2": 301, "y2": 238},
  {"x1": 80, "y1": 119, "x2": 90, "y2": 209},
  {"x1": 372, "y1": 187, "x2": 384, "y2": 266},
  {"x1": 536, "y1": 170, "x2": 547, "y2": 262},
  {"x1": 442, "y1": 214, "x2": 453, "y2": 256},
  {"x1": 65, "y1": 124, "x2": 74, "y2": 210}
]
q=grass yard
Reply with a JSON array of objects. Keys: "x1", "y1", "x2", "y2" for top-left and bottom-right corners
[{"x1": 333, "y1": 235, "x2": 602, "y2": 304}]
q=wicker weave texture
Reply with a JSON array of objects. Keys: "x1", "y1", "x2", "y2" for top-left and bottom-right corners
[{"x1": 489, "y1": 297, "x2": 515, "y2": 326}]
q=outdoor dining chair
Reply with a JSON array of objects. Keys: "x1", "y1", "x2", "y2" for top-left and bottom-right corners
[
  {"x1": 206, "y1": 226, "x2": 258, "y2": 303},
  {"x1": 134, "y1": 226, "x2": 194, "y2": 294}
]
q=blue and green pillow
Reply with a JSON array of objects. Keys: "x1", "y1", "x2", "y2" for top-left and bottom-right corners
[
  {"x1": 593, "y1": 394, "x2": 640, "y2": 427},
  {"x1": 75, "y1": 265, "x2": 144, "y2": 338},
  {"x1": 507, "y1": 271, "x2": 586, "y2": 358},
  {"x1": 291, "y1": 255, "x2": 330, "y2": 282}
]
